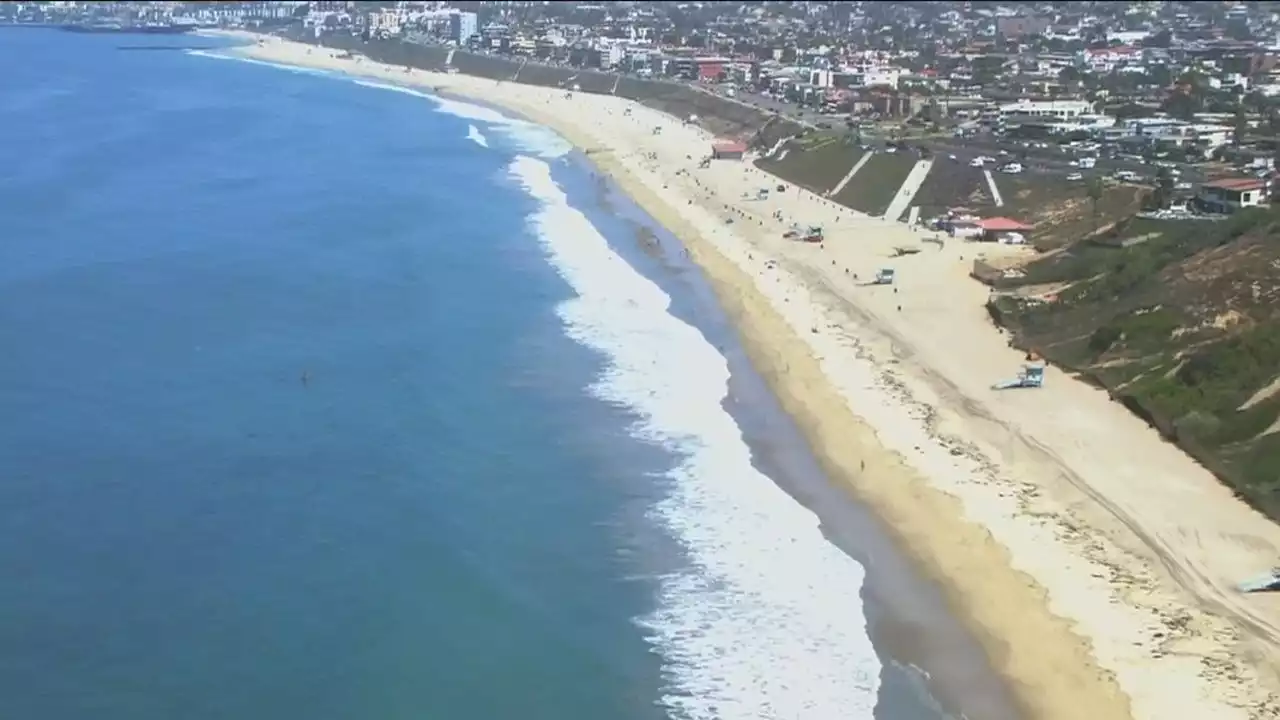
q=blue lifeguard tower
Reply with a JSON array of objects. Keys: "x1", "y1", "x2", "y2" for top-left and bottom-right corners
[{"x1": 992, "y1": 361, "x2": 1045, "y2": 390}]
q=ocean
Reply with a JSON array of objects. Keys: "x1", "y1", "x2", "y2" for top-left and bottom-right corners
[{"x1": 0, "y1": 31, "x2": 1016, "y2": 720}]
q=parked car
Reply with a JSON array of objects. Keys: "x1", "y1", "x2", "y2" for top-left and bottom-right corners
[
  {"x1": 1067, "y1": 172, "x2": 1084, "y2": 181},
  {"x1": 1000, "y1": 163, "x2": 1024, "y2": 174}
]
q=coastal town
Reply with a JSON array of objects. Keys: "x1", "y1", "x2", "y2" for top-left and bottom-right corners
[
  {"x1": 13, "y1": 2, "x2": 1280, "y2": 719},
  {"x1": 13, "y1": 2, "x2": 1280, "y2": 226}
]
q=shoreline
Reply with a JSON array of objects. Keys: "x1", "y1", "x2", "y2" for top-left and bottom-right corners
[
  {"x1": 583, "y1": 137, "x2": 1125, "y2": 720},
  {"x1": 585, "y1": 155, "x2": 1023, "y2": 719},
  {"x1": 210, "y1": 31, "x2": 1280, "y2": 720}
]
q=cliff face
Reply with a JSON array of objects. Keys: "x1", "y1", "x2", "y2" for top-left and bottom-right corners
[{"x1": 991, "y1": 209, "x2": 1280, "y2": 518}]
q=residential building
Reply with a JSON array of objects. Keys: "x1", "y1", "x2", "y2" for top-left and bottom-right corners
[
  {"x1": 1081, "y1": 45, "x2": 1142, "y2": 73},
  {"x1": 1198, "y1": 178, "x2": 1269, "y2": 214},
  {"x1": 998, "y1": 99, "x2": 1093, "y2": 124},
  {"x1": 996, "y1": 16, "x2": 1050, "y2": 39},
  {"x1": 840, "y1": 67, "x2": 903, "y2": 90},
  {"x1": 449, "y1": 10, "x2": 477, "y2": 46}
]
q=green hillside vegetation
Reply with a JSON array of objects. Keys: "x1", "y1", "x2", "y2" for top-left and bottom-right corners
[
  {"x1": 757, "y1": 136, "x2": 865, "y2": 196},
  {"x1": 993, "y1": 176, "x2": 1148, "y2": 249},
  {"x1": 990, "y1": 209, "x2": 1280, "y2": 517},
  {"x1": 911, "y1": 162, "x2": 992, "y2": 217},
  {"x1": 830, "y1": 151, "x2": 916, "y2": 216}
]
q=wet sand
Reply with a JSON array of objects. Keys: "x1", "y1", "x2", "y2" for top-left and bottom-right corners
[{"x1": 593, "y1": 165, "x2": 1023, "y2": 720}]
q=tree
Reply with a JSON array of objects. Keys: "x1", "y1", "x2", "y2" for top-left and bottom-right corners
[
  {"x1": 1058, "y1": 65, "x2": 1082, "y2": 90},
  {"x1": 1234, "y1": 107, "x2": 1249, "y2": 146},
  {"x1": 1164, "y1": 91, "x2": 1200, "y2": 121},
  {"x1": 1178, "y1": 70, "x2": 1210, "y2": 94},
  {"x1": 1146, "y1": 64, "x2": 1172, "y2": 89},
  {"x1": 1152, "y1": 167, "x2": 1175, "y2": 209},
  {"x1": 1146, "y1": 29, "x2": 1173, "y2": 48},
  {"x1": 1086, "y1": 177, "x2": 1105, "y2": 232}
]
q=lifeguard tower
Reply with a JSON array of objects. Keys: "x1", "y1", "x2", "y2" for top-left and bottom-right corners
[{"x1": 992, "y1": 361, "x2": 1045, "y2": 390}]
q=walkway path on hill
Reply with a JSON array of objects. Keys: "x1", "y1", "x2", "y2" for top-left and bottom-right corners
[
  {"x1": 984, "y1": 169, "x2": 1005, "y2": 207},
  {"x1": 764, "y1": 135, "x2": 795, "y2": 159},
  {"x1": 883, "y1": 159, "x2": 934, "y2": 222},
  {"x1": 827, "y1": 152, "x2": 874, "y2": 198}
]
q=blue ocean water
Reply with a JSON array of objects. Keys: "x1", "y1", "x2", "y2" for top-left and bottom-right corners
[{"x1": 0, "y1": 31, "x2": 999, "y2": 720}]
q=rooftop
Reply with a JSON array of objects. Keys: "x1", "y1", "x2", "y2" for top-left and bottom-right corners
[
  {"x1": 1203, "y1": 178, "x2": 1267, "y2": 191},
  {"x1": 979, "y1": 216, "x2": 1035, "y2": 232}
]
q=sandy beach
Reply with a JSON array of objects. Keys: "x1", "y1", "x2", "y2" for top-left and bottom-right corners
[{"x1": 220, "y1": 32, "x2": 1280, "y2": 720}]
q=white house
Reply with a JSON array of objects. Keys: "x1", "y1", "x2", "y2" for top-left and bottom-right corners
[
  {"x1": 999, "y1": 99, "x2": 1094, "y2": 124},
  {"x1": 1198, "y1": 178, "x2": 1269, "y2": 213}
]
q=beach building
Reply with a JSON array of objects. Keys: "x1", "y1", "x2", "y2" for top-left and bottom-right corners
[
  {"x1": 711, "y1": 141, "x2": 747, "y2": 161},
  {"x1": 976, "y1": 217, "x2": 1034, "y2": 243}
]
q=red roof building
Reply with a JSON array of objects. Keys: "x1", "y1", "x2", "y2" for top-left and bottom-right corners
[
  {"x1": 977, "y1": 217, "x2": 1033, "y2": 232},
  {"x1": 1202, "y1": 178, "x2": 1267, "y2": 192},
  {"x1": 1199, "y1": 177, "x2": 1269, "y2": 213},
  {"x1": 711, "y1": 141, "x2": 747, "y2": 160}
]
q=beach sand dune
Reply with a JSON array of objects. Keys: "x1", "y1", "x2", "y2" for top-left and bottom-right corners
[{"x1": 221, "y1": 33, "x2": 1280, "y2": 720}]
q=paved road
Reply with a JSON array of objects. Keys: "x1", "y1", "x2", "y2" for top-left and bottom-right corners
[{"x1": 706, "y1": 88, "x2": 822, "y2": 129}]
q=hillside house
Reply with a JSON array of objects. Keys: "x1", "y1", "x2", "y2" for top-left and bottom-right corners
[{"x1": 1197, "y1": 178, "x2": 1269, "y2": 214}]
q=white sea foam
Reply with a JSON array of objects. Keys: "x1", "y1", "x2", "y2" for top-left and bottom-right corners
[
  {"x1": 466, "y1": 124, "x2": 489, "y2": 148},
  {"x1": 189, "y1": 52, "x2": 571, "y2": 159},
  {"x1": 508, "y1": 154, "x2": 881, "y2": 719},
  {"x1": 185, "y1": 49, "x2": 336, "y2": 79},
  {"x1": 350, "y1": 79, "x2": 571, "y2": 159}
]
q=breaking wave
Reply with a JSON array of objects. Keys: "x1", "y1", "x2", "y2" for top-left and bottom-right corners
[
  {"x1": 185, "y1": 49, "x2": 337, "y2": 79},
  {"x1": 507, "y1": 154, "x2": 881, "y2": 719},
  {"x1": 188, "y1": 51, "x2": 570, "y2": 159},
  {"x1": 350, "y1": 79, "x2": 570, "y2": 159}
]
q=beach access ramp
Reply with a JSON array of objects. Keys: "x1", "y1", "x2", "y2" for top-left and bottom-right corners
[
  {"x1": 883, "y1": 159, "x2": 933, "y2": 222},
  {"x1": 984, "y1": 169, "x2": 1004, "y2": 207},
  {"x1": 828, "y1": 152, "x2": 874, "y2": 197}
]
